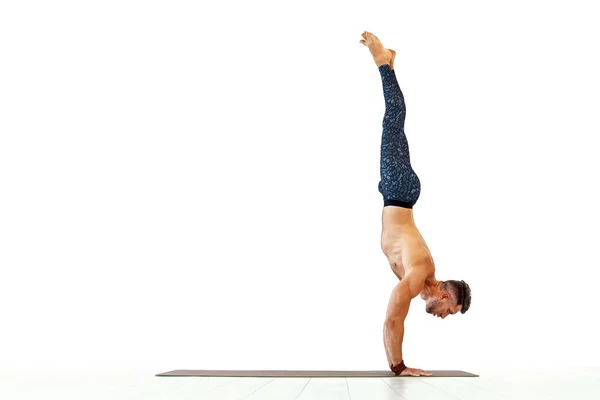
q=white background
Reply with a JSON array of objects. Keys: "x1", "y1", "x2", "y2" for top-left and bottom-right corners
[{"x1": 1, "y1": 0, "x2": 599, "y2": 372}]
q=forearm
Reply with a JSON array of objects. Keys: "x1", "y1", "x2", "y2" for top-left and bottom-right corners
[
  {"x1": 383, "y1": 279, "x2": 414, "y2": 367},
  {"x1": 384, "y1": 317, "x2": 405, "y2": 365}
]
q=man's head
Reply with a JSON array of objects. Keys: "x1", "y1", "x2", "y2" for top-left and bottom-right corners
[{"x1": 425, "y1": 280, "x2": 471, "y2": 319}]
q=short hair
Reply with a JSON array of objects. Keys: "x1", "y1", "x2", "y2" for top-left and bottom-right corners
[{"x1": 444, "y1": 280, "x2": 471, "y2": 314}]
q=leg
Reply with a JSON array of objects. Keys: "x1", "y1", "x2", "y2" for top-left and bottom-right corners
[
  {"x1": 377, "y1": 64, "x2": 421, "y2": 208},
  {"x1": 360, "y1": 31, "x2": 421, "y2": 208}
]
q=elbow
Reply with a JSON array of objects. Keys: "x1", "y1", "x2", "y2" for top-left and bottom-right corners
[{"x1": 384, "y1": 316, "x2": 404, "y2": 327}]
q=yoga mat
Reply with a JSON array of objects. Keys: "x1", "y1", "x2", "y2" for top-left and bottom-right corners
[{"x1": 156, "y1": 369, "x2": 478, "y2": 377}]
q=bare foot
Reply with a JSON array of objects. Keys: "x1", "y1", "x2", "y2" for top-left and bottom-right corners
[{"x1": 360, "y1": 31, "x2": 395, "y2": 69}]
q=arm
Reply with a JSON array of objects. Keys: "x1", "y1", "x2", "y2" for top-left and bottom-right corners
[{"x1": 383, "y1": 270, "x2": 432, "y2": 376}]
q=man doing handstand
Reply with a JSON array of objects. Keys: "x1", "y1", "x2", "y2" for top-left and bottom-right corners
[{"x1": 360, "y1": 31, "x2": 472, "y2": 377}]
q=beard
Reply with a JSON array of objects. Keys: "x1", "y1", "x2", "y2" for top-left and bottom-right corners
[{"x1": 425, "y1": 298, "x2": 441, "y2": 314}]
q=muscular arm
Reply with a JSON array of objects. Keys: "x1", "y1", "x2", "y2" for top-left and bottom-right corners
[{"x1": 383, "y1": 269, "x2": 427, "y2": 365}]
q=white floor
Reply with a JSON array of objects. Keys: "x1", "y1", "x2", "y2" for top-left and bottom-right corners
[{"x1": 1, "y1": 367, "x2": 599, "y2": 400}]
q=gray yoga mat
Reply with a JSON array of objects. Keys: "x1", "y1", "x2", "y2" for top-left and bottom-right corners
[{"x1": 156, "y1": 369, "x2": 479, "y2": 377}]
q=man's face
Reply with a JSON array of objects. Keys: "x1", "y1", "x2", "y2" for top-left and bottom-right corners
[{"x1": 425, "y1": 295, "x2": 462, "y2": 319}]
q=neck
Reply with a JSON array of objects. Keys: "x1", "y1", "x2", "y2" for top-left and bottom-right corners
[{"x1": 420, "y1": 279, "x2": 442, "y2": 299}]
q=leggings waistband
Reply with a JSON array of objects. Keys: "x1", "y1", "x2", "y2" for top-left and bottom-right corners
[{"x1": 384, "y1": 199, "x2": 414, "y2": 209}]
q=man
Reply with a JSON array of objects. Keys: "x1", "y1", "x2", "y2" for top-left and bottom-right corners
[{"x1": 360, "y1": 31, "x2": 472, "y2": 377}]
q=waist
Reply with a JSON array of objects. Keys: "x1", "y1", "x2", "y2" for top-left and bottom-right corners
[{"x1": 382, "y1": 206, "x2": 415, "y2": 226}]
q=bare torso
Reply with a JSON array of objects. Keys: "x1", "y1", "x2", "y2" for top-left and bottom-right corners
[{"x1": 381, "y1": 206, "x2": 436, "y2": 283}]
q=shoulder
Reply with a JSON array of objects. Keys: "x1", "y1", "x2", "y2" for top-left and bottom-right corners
[{"x1": 401, "y1": 267, "x2": 429, "y2": 299}]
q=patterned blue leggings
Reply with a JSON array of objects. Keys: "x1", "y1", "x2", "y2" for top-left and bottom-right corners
[{"x1": 377, "y1": 64, "x2": 421, "y2": 209}]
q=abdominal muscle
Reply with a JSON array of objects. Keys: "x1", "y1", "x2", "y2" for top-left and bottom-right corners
[{"x1": 381, "y1": 206, "x2": 435, "y2": 279}]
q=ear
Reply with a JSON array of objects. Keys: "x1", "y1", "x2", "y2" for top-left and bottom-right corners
[{"x1": 440, "y1": 292, "x2": 450, "y2": 300}]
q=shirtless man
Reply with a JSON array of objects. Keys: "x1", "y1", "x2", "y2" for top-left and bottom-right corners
[{"x1": 360, "y1": 31, "x2": 472, "y2": 377}]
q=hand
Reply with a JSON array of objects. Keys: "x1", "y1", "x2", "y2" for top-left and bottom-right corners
[{"x1": 400, "y1": 367, "x2": 433, "y2": 377}]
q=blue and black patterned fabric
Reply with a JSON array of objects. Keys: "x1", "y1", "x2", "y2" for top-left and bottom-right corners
[{"x1": 377, "y1": 64, "x2": 421, "y2": 209}]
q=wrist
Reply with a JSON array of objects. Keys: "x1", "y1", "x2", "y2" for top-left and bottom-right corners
[{"x1": 390, "y1": 360, "x2": 407, "y2": 375}]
